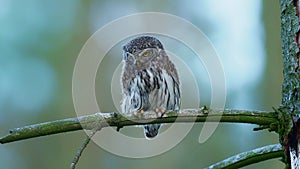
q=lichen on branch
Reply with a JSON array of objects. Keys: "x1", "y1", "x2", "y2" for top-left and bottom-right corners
[{"x1": 0, "y1": 109, "x2": 278, "y2": 144}]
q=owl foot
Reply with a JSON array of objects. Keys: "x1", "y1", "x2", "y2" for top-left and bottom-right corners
[
  {"x1": 155, "y1": 108, "x2": 167, "y2": 118},
  {"x1": 133, "y1": 109, "x2": 145, "y2": 118}
]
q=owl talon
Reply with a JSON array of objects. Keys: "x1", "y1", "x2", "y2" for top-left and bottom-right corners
[
  {"x1": 160, "y1": 112, "x2": 167, "y2": 118},
  {"x1": 155, "y1": 108, "x2": 159, "y2": 113},
  {"x1": 155, "y1": 108, "x2": 166, "y2": 118},
  {"x1": 159, "y1": 111, "x2": 167, "y2": 118},
  {"x1": 133, "y1": 110, "x2": 145, "y2": 118}
]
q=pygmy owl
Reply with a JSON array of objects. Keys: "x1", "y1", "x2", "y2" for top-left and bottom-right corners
[{"x1": 121, "y1": 36, "x2": 181, "y2": 139}]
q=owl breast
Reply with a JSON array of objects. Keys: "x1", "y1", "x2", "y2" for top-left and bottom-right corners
[{"x1": 121, "y1": 67, "x2": 180, "y2": 115}]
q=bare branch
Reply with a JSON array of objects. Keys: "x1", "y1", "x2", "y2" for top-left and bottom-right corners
[
  {"x1": 0, "y1": 109, "x2": 278, "y2": 144},
  {"x1": 205, "y1": 144, "x2": 284, "y2": 169}
]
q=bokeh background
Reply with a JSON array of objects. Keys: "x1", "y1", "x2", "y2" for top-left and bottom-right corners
[{"x1": 0, "y1": 0, "x2": 283, "y2": 169}]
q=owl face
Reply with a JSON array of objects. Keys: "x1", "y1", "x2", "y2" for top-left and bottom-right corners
[
  {"x1": 122, "y1": 36, "x2": 164, "y2": 67},
  {"x1": 123, "y1": 47, "x2": 160, "y2": 66}
]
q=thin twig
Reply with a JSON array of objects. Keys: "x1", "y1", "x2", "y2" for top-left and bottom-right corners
[{"x1": 70, "y1": 125, "x2": 102, "y2": 169}]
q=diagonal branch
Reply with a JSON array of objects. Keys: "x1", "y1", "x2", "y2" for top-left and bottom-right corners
[
  {"x1": 0, "y1": 109, "x2": 278, "y2": 144},
  {"x1": 205, "y1": 144, "x2": 284, "y2": 169}
]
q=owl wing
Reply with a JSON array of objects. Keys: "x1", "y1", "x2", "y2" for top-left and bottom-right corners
[{"x1": 148, "y1": 69, "x2": 180, "y2": 111}]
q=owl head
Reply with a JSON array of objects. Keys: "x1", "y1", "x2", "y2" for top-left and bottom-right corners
[{"x1": 122, "y1": 36, "x2": 164, "y2": 66}]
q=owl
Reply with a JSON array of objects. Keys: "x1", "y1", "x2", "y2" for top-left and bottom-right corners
[{"x1": 121, "y1": 36, "x2": 181, "y2": 139}]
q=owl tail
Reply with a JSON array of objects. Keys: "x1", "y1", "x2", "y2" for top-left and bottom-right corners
[{"x1": 143, "y1": 124, "x2": 161, "y2": 139}]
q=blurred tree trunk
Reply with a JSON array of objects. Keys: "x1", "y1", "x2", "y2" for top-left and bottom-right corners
[{"x1": 280, "y1": 0, "x2": 300, "y2": 168}]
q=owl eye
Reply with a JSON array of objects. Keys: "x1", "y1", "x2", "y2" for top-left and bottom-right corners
[
  {"x1": 142, "y1": 50, "x2": 153, "y2": 57},
  {"x1": 143, "y1": 52, "x2": 150, "y2": 57}
]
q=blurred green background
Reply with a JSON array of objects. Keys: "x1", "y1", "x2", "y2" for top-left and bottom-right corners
[{"x1": 0, "y1": 0, "x2": 283, "y2": 169}]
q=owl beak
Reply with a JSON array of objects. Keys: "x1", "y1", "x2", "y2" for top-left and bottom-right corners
[
  {"x1": 133, "y1": 59, "x2": 140, "y2": 66},
  {"x1": 136, "y1": 60, "x2": 142, "y2": 67}
]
